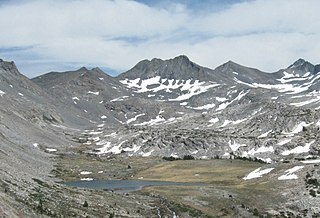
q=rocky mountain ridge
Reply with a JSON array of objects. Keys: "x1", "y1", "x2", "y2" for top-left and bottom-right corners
[
  {"x1": 1, "y1": 55, "x2": 320, "y2": 217},
  {"x1": 27, "y1": 55, "x2": 320, "y2": 162}
]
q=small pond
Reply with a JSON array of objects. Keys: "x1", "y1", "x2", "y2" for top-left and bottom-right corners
[{"x1": 64, "y1": 179, "x2": 205, "y2": 193}]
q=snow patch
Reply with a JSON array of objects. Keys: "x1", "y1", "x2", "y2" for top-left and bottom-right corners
[
  {"x1": 278, "y1": 166, "x2": 304, "y2": 180},
  {"x1": 95, "y1": 142, "x2": 111, "y2": 154},
  {"x1": 170, "y1": 153, "x2": 179, "y2": 158},
  {"x1": 282, "y1": 141, "x2": 315, "y2": 156},
  {"x1": 0, "y1": 90, "x2": 6, "y2": 97},
  {"x1": 234, "y1": 77, "x2": 311, "y2": 95},
  {"x1": 209, "y1": 117, "x2": 219, "y2": 123},
  {"x1": 123, "y1": 77, "x2": 216, "y2": 96},
  {"x1": 216, "y1": 90, "x2": 249, "y2": 111},
  {"x1": 88, "y1": 91, "x2": 99, "y2": 95},
  {"x1": 301, "y1": 159, "x2": 320, "y2": 164},
  {"x1": 220, "y1": 118, "x2": 246, "y2": 127},
  {"x1": 133, "y1": 115, "x2": 165, "y2": 126},
  {"x1": 257, "y1": 130, "x2": 272, "y2": 138},
  {"x1": 256, "y1": 157, "x2": 272, "y2": 164},
  {"x1": 80, "y1": 171, "x2": 92, "y2": 175},
  {"x1": 81, "y1": 178, "x2": 93, "y2": 181},
  {"x1": 243, "y1": 167, "x2": 274, "y2": 180},
  {"x1": 284, "y1": 122, "x2": 313, "y2": 136},
  {"x1": 244, "y1": 146, "x2": 274, "y2": 155},
  {"x1": 46, "y1": 148, "x2": 57, "y2": 152},
  {"x1": 191, "y1": 103, "x2": 216, "y2": 110},
  {"x1": 228, "y1": 140, "x2": 246, "y2": 152},
  {"x1": 110, "y1": 96, "x2": 129, "y2": 102},
  {"x1": 141, "y1": 150, "x2": 154, "y2": 157},
  {"x1": 168, "y1": 80, "x2": 220, "y2": 101},
  {"x1": 277, "y1": 138, "x2": 292, "y2": 146},
  {"x1": 290, "y1": 98, "x2": 320, "y2": 107},
  {"x1": 127, "y1": 113, "x2": 145, "y2": 124},
  {"x1": 123, "y1": 144, "x2": 141, "y2": 153},
  {"x1": 97, "y1": 123, "x2": 105, "y2": 128},
  {"x1": 107, "y1": 141, "x2": 127, "y2": 154},
  {"x1": 216, "y1": 97, "x2": 228, "y2": 102}
]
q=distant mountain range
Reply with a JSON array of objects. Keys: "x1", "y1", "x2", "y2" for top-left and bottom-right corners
[
  {"x1": 1, "y1": 56, "x2": 320, "y2": 159},
  {"x1": 1, "y1": 56, "x2": 320, "y2": 217}
]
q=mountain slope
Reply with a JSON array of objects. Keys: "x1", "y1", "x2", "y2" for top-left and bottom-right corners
[{"x1": 2, "y1": 56, "x2": 320, "y2": 217}]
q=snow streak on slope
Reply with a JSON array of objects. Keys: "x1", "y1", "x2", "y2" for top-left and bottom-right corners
[
  {"x1": 228, "y1": 140, "x2": 246, "y2": 152},
  {"x1": 243, "y1": 167, "x2": 274, "y2": 180},
  {"x1": 190, "y1": 103, "x2": 216, "y2": 110},
  {"x1": 244, "y1": 146, "x2": 274, "y2": 155},
  {"x1": 233, "y1": 73, "x2": 320, "y2": 95},
  {"x1": 282, "y1": 141, "x2": 315, "y2": 156},
  {"x1": 301, "y1": 159, "x2": 320, "y2": 164},
  {"x1": 278, "y1": 166, "x2": 304, "y2": 180},
  {"x1": 126, "y1": 113, "x2": 145, "y2": 124},
  {"x1": 284, "y1": 122, "x2": 313, "y2": 136},
  {"x1": 133, "y1": 115, "x2": 165, "y2": 126},
  {"x1": 216, "y1": 90, "x2": 249, "y2": 111},
  {"x1": 257, "y1": 130, "x2": 273, "y2": 138},
  {"x1": 88, "y1": 91, "x2": 99, "y2": 95},
  {"x1": 277, "y1": 71, "x2": 313, "y2": 83}
]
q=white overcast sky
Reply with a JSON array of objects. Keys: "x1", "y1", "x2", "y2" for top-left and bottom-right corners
[{"x1": 0, "y1": 0, "x2": 319, "y2": 77}]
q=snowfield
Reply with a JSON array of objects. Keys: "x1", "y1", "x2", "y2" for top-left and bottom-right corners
[
  {"x1": 120, "y1": 77, "x2": 220, "y2": 101},
  {"x1": 282, "y1": 141, "x2": 314, "y2": 156}
]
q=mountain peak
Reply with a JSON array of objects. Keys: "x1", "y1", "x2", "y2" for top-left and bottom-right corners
[
  {"x1": 217, "y1": 60, "x2": 247, "y2": 71},
  {"x1": 119, "y1": 55, "x2": 210, "y2": 80},
  {"x1": 91, "y1": 67, "x2": 104, "y2": 73},
  {"x1": 78, "y1": 66, "x2": 88, "y2": 71},
  {"x1": 288, "y1": 58, "x2": 312, "y2": 69},
  {"x1": 0, "y1": 59, "x2": 20, "y2": 76},
  {"x1": 172, "y1": 55, "x2": 190, "y2": 62}
]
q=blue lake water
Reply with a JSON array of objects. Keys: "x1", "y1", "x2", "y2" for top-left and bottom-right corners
[{"x1": 64, "y1": 179, "x2": 205, "y2": 193}]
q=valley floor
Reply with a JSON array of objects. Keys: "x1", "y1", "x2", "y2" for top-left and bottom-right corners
[{"x1": 54, "y1": 151, "x2": 319, "y2": 217}]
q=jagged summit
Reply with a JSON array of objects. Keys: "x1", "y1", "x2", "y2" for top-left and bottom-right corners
[
  {"x1": 289, "y1": 58, "x2": 308, "y2": 67},
  {"x1": 288, "y1": 58, "x2": 313, "y2": 69},
  {"x1": 286, "y1": 58, "x2": 320, "y2": 75},
  {"x1": 0, "y1": 59, "x2": 21, "y2": 76},
  {"x1": 118, "y1": 55, "x2": 212, "y2": 81},
  {"x1": 78, "y1": 66, "x2": 88, "y2": 71},
  {"x1": 0, "y1": 58, "x2": 47, "y2": 97}
]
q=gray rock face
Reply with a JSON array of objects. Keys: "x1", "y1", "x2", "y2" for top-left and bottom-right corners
[
  {"x1": 118, "y1": 55, "x2": 212, "y2": 80},
  {"x1": 27, "y1": 56, "x2": 320, "y2": 161},
  {"x1": 2, "y1": 56, "x2": 320, "y2": 217}
]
